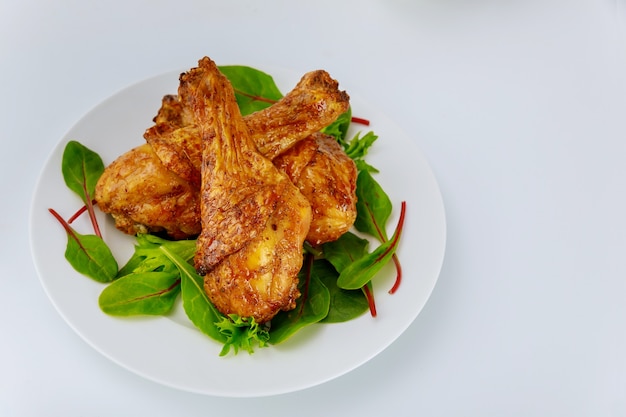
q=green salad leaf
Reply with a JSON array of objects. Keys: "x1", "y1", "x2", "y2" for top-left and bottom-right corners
[
  {"x1": 49, "y1": 208, "x2": 117, "y2": 283},
  {"x1": 344, "y1": 131, "x2": 379, "y2": 173},
  {"x1": 315, "y1": 259, "x2": 369, "y2": 323},
  {"x1": 269, "y1": 255, "x2": 331, "y2": 344},
  {"x1": 218, "y1": 65, "x2": 283, "y2": 115},
  {"x1": 354, "y1": 170, "x2": 393, "y2": 242},
  {"x1": 215, "y1": 315, "x2": 270, "y2": 356},
  {"x1": 336, "y1": 201, "x2": 406, "y2": 290},
  {"x1": 64, "y1": 230, "x2": 118, "y2": 283},
  {"x1": 99, "y1": 235, "x2": 194, "y2": 315},
  {"x1": 323, "y1": 231, "x2": 370, "y2": 273},
  {"x1": 156, "y1": 243, "x2": 227, "y2": 344},
  {"x1": 61, "y1": 140, "x2": 104, "y2": 205},
  {"x1": 117, "y1": 234, "x2": 196, "y2": 278},
  {"x1": 61, "y1": 140, "x2": 105, "y2": 237},
  {"x1": 99, "y1": 271, "x2": 181, "y2": 315},
  {"x1": 321, "y1": 107, "x2": 352, "y2": 142}
]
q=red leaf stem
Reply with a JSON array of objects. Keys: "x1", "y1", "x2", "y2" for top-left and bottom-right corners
[
  {"x1": 68, "y1": 204, "x2": 88, "y2": 224},
  {"x1": 80, "y1": 177, "x2": 101, "y2": 238},
  {"x1": 388, "y1": 255, "x2": 403, "y2": 294},
  {"x1": 364, "y1": 200, "x2": 407, "y2": 294},
  {"x1": 364, "y1": 201, "x2": 407, "y2": 293},
  {"x1": 49, "y1": 208, "x2": 89, "y2": 254},
  {"x1": 233, "y1": 89, "x2": 278, "y2": 104},
  {"x1": 363, "y1": 283, "x2": 377, "y2": 317},
  {"x1": 129, "y1": 279, "x2": 182, "y2": 302},
  {"x1": 351, "y1": 116, "x2": 370, "y2": 126},
  {"x1": 388, "y1": 201, "x2": 407, "y2": 294}
]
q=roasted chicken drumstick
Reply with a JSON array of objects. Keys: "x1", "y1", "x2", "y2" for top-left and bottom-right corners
[
  {"x1": 273, "y1": 132, "x2": 357, "y2": 245},
  {"x1": 183, "y1": 57, "x2": 312, "y2": 323},
  {"x1": 94, "y1": 143, "x2": 201, "y2": 239}
]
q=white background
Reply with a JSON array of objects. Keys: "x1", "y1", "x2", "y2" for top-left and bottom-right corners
[{"x1": 2, "y1": 0, "x2": 626, "y2": 415}]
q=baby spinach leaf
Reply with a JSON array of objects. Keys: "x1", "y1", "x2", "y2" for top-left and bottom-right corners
[
  {"x1": 336, "y1": 239, "x2": 395, "y2": 291},
  {"x1": 65, "y1": 232, "x2": 118, "y2": 283},
  {"x1": 215, "y1": 315, "x2": 270, "y2": 356},
  {"x1": 219, "y1": 65, "x2": 283, "y2": 116},
  {"x1": 61, "y1": 140, "x2": 104, "y2": 204},
  {"x1": 98, "y1": 271, "x2": 181, "y2": 316},
  {"x1": 159, "y1": 245, "x2": 227, "y2": 344},
  {"x1": 61, "y1": 140, "x2": 105, "y2": 237},
  {"x1": 269, "y1": 255, "x2": 330, "y2": 344},
  {"x1": 49, "y1": 208, "x2": 117, "y2": 283},
  {"x1": 354, "y1": 169, "x2": 393, "y2": 242},
  {"x1": 321, "y1": 234, "x2": 371, "y2": 320},
  {"x1": 323, "y1": 231, "x2": 369, "y2": 273},
  {"x1": 314, "y1": 260, "x2": 369, "y2": 323},
  {"x1": 353, "y1": 170, "x2": 405, "y2": 293},
  {"x1": 336, "y1": 201, "x2": 406, "y2": 290}
]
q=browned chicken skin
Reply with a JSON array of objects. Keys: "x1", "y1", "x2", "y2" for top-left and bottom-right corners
[
  {"x1": 273, "y1": 132, "x2": 358, "y2": 245},
  {"x1": 95, "y1": 62, "x2": 355, "y2": 243},
  {"x1": 245, "y1": 70, "x2": 350, "y2": 159},
  {"x1": 183, "y1": 57, "x2": 312, "y2": 323},
  {"x1": 144, "y1": 68, "x2": 350, "y2": 180},
  {"x1": 94, "y1": 144, "x2": 200, "y2": 239}
]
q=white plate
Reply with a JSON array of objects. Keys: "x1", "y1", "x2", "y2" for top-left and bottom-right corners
[{"x1": 29, "y1": 64, "x2": 446, "y2": 397}]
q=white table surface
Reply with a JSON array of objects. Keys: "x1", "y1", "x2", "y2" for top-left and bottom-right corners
[{"x1": 3, "y1": 0, "x2": 626, "y2": 415}]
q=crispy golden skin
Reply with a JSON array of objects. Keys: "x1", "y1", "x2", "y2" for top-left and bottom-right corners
[
  {"x1": 245, "y1": 70, "x2": 350, "y2": 159},
  {"x1": 273, "y1": 132, "x2": 358, "y2": 245},
  {"x1": 96, "y1": 64, "x2": 353, "y2": 242},
  {"x1": 144, "y1": 69, "x2": 350, "y2": 178},
  {"x1": 94, "y1": 144, "x2": 201, "y2": 239},
  {"x1": 183, "y1": 57, "x2": 312, "y2": 323}
]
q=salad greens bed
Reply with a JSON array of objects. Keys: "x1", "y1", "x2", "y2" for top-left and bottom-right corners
[{"x1": 49, "y1": 65, "x2": 406, "y2": 356}]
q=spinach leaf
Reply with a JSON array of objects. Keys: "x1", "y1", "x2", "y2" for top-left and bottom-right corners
[
  {"x1": 269, "y1": 255, "x2": 330, "y2": 344},
  {"x1": 61, "y1": 140, "x2": 105, "y2": 237},
  {"x1": 314, "y1": 259, "x2": 369, "y2": 323},
  {"x1": 354, "y1": 169, "x2": 393, "y2": 242},
  {"x1": 219, "y1": 65, "x2": 283, "y2": 116},
  {"x1": 65, "y1": 231, "x2": 118, "y2": 283},
  {"x1": 49, "y1": 208, "x2": 117, "y2": 283},
  {"x1": 98, "y1": 272, "x2": 181, "y2": 315},
  {"x1": 61, "y1": 140, "x2": 104, "y2": 204},
  {"x1": 323, "y1": 231, "x2": 369, "y2": 273},
  {"x1": 158, "y1": 245, "x2": 228, "y2": 344},
  {"x1": 97, "y1": 234, "x2": 197, "y2": 315},
  {"x1": 166, "y1": 244, "x2": 270, "y2": 355},
  {"x1": 353, "y1": 170, "x2": 405, "y2": 293},
  {"x1": 336, "y1": 202, "x2": 406, "y2": 290}
]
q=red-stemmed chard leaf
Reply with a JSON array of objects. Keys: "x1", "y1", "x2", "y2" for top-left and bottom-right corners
[
  {"x1": 354, "y1": 169, "x2": 404, "y2": 293},
  {"x1": 98, "y1": 272, "x2": 181, "y2": 316},
  {"x1": 61, "y1": 141, "x2": 104, "y2": 237},
  {"x1": 322, "y1": 232, "x2": 377, "y2": 316},
  {"x1": 218, "y1": 65, "x2": 283, "y2": 115},
  {"x1": 362, "y1": 282, "x2": 377, "y2": 317},
  {"x1": 48, "y1": 208, "x2": 118, "y2": 283},
  {"x1": 336, "y1": 201, "x2": 406, "y2": 291},
  {"x1": 351, "y1": 116, "x2": 370, "y2": 126}
]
